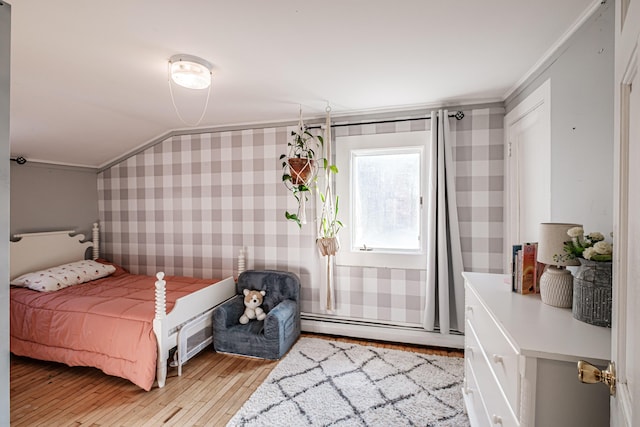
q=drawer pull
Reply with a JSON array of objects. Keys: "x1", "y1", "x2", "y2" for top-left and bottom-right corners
[
  {"x1": 492, "y1": 354, "x2": 503, "y2": 364},
  {"x1": 491, "y1": 414, "x2": 503, "y2": 424},
  {"x1": 465, "y1": 306, "x2": 473, "y2": 313},
  {"x1": 465, "y1": 346, "x2": 474, "y2": 355}
]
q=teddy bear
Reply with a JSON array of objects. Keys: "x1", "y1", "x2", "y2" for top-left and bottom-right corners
[{"x1": 239, "y1": 288, "x2": 267, "y2": 324}]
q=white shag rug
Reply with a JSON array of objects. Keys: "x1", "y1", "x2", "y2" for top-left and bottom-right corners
[{"x1": 227, "y1": 337, "x2": 469, "y2": 427}]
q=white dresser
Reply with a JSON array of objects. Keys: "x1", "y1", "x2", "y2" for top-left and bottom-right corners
[{"x1": 462, "y1": 272, "x2": 611, "y2": 427}]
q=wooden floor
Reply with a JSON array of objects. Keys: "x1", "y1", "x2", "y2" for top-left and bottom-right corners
[{"x1": 10, "y1": 333, "x2": 463, "y2": 426}]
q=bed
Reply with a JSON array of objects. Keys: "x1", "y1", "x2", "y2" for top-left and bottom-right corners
[{"x1": 9, "y1": 223, "x2": 236, "y2": 391}]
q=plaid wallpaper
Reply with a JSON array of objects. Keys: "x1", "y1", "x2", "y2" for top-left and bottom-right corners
[{"x1": 98, "y1": 106, "x2": 504, "y2": 325}]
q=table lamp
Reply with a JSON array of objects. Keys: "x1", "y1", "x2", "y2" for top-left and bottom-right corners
[{"x1": 537, "y1": 222, "x2": 582, "y2": 308}]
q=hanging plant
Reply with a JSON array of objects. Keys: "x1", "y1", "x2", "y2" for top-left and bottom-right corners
[
  {"x1": 316, "y1": 161, "x2": 343, "y2": 255},
  {"x1": 284, "y1": 127, "x2": 321, "y2": 185},
  {"x1": 280, "y1": 110, "x2": 323, "y2": 227},
  {"x1": 280, "y1": 105, "x2": 344, "y2": 258},
  {"x1": 315, "y1": 105, "x2": 343, "y2": 313},
  {"x1": 315, "y1": 106, "x2": 343, "y2": 257}
]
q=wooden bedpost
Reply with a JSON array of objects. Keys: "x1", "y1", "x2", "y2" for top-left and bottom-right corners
[
  {"x1": 238, "y1": 247, "x2": 246, "y2": 277},
  {"x1": 92, "y1": 222, "x2": 99, "y2": 260},
  {"x1": 153, "y1": 272, "x2": 168, "y2": 388},
  {"x1": 154, "y1": 272, "x2": 167, "y2": 320}
]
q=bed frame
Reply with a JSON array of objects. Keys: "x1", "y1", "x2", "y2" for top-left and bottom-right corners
[{"x1": 10, "y1": 223, "x2": 236, "y2": 388}]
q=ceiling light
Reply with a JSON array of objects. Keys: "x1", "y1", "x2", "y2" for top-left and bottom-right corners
[
  {"x1": 169, "y1": 54, "x2": 212, "y2": 90},
  {"x1": 167, "y1": 54, "x2": 213, "y2": 126}
]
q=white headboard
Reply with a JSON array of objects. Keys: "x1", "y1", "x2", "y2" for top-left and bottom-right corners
[{"x1": 10, "y1": 223, "x2": 99, "y2": 280}]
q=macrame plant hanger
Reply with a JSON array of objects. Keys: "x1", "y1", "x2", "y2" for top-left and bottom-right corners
[
  {"x1": 295, "y1": 109, "x2": 308, "y2": 224},
  {"x1": 285, "y1": 107, "x2": 318, "y2": 225},
  {"x1": 317, "y1": 105, "x2": 339, "y2": 312}
]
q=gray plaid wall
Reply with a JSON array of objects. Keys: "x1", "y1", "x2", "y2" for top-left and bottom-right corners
[{"x1": 98, "y1": 106, "x2": 504, "y2": 325}]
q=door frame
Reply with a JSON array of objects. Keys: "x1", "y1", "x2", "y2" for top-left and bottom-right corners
[
  {"x1": 612, "y1": 0, "x2": 639, "y2": 423},
  {"x1": 503, "y1": 79, "x2": 551, "y2": 271},
  {"x1": 612, "y1": 46, "x2": 634, "y2": 427}
]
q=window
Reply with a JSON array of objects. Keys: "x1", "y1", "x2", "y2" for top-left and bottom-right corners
[{"x1": 336, "y1": 131, "x2": 429, "y2": 269}]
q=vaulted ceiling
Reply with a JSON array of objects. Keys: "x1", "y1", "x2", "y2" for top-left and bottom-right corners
[{"x1": 8, "y1": 0, "x2": 597, "y2": 168}]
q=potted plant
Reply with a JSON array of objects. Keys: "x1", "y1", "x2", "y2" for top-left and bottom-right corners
[
  {"x1": 280, "y1": 124, "x2": 323, "y2": 227},
  {"x1": 280, "y1": 108, "x2": 344, "y2": 254},
  {"x1": 558, "y1": 226, "x2": 613, "y2": 327},
  {"x1": 284, "y1": 127, "x2": 321, "y2": 185},
  {"x1": 316, "y1": 160, "x2": 343, "y2": 256}
]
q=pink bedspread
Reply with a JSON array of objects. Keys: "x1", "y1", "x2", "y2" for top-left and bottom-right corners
[{"x1": 10, "y1": 265, "x2": 219, "y2": 391}]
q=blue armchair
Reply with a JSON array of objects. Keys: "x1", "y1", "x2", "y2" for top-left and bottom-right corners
[{"x1": 212, "y1": 270, "x2": 301, "y2": 360}]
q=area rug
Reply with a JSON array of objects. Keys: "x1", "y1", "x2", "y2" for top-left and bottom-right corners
[{"x1": 227, "y1": 337, "x2": 469, "y2": 426}]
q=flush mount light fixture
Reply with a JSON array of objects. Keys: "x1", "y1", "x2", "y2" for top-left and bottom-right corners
[
  {"x1": 169, "y1": 54, "x2": 212, "y2": 89},
  {"x1": 167, "y1": 54, "x2": 213, "y2": 126}
]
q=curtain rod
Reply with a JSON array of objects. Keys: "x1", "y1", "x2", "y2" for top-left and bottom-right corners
[{"x1": 306, "y1": 110, "x2": 464, "y2": 130}]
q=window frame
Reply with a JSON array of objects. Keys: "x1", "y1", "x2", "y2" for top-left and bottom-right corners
[{"x1": 335, "y1": 130, "x2": 429, "y2": 269}]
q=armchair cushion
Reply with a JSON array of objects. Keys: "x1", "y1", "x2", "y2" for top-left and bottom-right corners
[{"x1": 213, "y1": 270, "x2": 301, "y2": 360}]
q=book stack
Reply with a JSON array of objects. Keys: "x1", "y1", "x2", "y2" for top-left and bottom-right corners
[{"x1": 511, "y1": 243, "x2": 544, "y2": 294}]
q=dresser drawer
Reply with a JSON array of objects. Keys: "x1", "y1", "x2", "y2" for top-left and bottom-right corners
[
  {"x1": 466, "y1": 323, "x2": 519, "y2": 427},
  {"x1": 464, "y1": 357, "x2": 491, "y2": 427},
  {"x1": 462, "y1": 272, "x2": 612, "y2": 427},
  {"x1": 466, "y1": 285, "x2": 520, "y2": 412}
]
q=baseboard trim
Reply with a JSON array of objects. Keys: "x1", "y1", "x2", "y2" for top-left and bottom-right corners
[{"x1": 301, "y1": 313, "x2": 464, "y2": 349}]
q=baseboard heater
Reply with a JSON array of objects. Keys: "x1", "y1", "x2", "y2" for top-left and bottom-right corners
[{"x1": 301, "y1": 312, "x2": 464, "y2": 349}]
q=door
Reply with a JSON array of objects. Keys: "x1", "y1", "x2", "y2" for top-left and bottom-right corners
[
  {"x1": 611, "y1": 1, "x2": 640, "y2": 424},
  {"x1": 504, "y1": 80, "x2": 551, "y2": 270},
  {"x1": 0, "y1": 2, "x2": 10, "y2": 424}
]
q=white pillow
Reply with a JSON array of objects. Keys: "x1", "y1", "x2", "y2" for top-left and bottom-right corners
[{"x1": 10, "y1": 260, "x2": 116, "y2": 292}]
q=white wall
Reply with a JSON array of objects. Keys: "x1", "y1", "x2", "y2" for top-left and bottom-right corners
[
  {"x1": 506, "y1": 2, "x2": 614, "y2": 236},
  {"x1": 10, "y1": 162, "x2": 98, "y2": 238},
  {"x1": 0, "y1": 2, "x2": 11, "y2": 424}
]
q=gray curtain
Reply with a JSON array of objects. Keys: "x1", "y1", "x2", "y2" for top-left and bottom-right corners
[{"x1": 423, "y1": 110, "x2": 465, "y2": 334}]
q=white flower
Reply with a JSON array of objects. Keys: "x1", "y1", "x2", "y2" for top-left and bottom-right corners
[
  {"x1": 583, "y1": 247, "x2": 597, "y2": 260},
  {"x1": 567, "y1": 227, "x2": 584, "y2": 238},
  {"x1": 563, "y1": 227, "x2": 613, "y2": 261},
  {"x1": 594, "y1": 241, "x2": 613, "y2": 255},
  {"x1": 587, "y1": 232, "x2": 605, "y2": 242}
]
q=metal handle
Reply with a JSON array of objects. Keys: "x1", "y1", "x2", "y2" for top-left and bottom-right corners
[
  {"x1": 577, "y1": 360, "x2": 616, "y2": 396},
  {"x1": 492, "y1": 354, "x2": 503, "y2": 364},
  {"x1": 491, "y1": 414, "x2": 503, "y2": 425}
]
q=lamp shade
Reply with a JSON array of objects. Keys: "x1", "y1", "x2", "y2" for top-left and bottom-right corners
[
  {"x1": 169, "y1": 55, "x2": 212, "y2": 90},
  {"x1": 537, "y1": 222, "x2": 582, "y2": 266}
]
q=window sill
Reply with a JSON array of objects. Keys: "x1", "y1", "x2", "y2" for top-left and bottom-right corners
[{"x1": 336, "y1": 251, "x2": 426, "y2": 270}]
